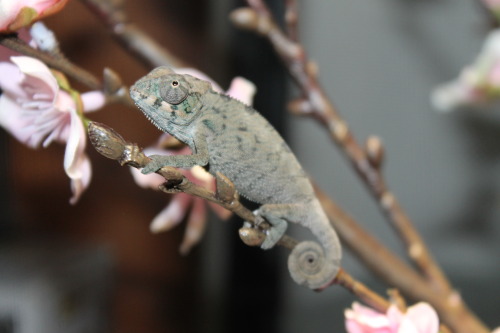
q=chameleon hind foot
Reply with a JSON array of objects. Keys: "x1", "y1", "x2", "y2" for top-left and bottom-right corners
[{"x1": 251, "y1": 209, "x2": 288, "y2": 250}]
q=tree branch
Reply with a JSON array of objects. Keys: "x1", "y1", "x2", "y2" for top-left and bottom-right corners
[
  {"x1": 78, "y1": 0, "x2": 186, "y2": 68},
  {"x1": 231, "y1": 2, "x2": 489, "y2": 332},
  {"x1": 87, "y1": 121, "x2": 395, "y2": 308}
]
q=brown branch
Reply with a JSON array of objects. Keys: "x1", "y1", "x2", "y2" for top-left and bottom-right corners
[
  {"x1": 315, "y1": 186, "x2": 487, "y2": 333},
  {"x1": 0, "y1": 34, "x2": 101, "y2": 89},
  {"x1": 0, "y1": 34, "x2": 135, "y2": 108},
  {"x1": 284, "y1": 0, "x2": 299, "y2": 42},
  {"x1": 232, "y1": 0, "x2": 450, "y2": 294},
  {"x1": 87, "y1": 121, "x2": 296, "y2": 250},
  {"x1": 231, "y1": 2, "x2": 489, "y2": 332},
  {"x1": 79, "y1": 0, "x2": 186, "y2": 68},
  {"x1": 87, "y1": 121, "x2": 397, "y2": 308},
  {"x1": 334, "y1": 269, "x2": 390, "y2": 313}
]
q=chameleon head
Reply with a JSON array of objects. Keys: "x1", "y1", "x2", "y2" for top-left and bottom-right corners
[{"x1": 130, "y1": 66, "x2": 211, "y2": 129}]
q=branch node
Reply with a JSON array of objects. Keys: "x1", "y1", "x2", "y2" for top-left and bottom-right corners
[
  {"x1": 215, "y1": 172, "x2": 237, "y2": 203},
  {"x1": 408, "y1": 243, "x2": 423, "y2": 260},
  {"x1": 365, "y1": 135, "x2": 385, "y2": 168},
  {"x1": 288, "y1": 98, "x2": 313, "y2": 116},
  {"x1": 331, "y1": 120, "x2": 349, "y2": 143},
  {"x1": 239, "y1": 226, "x2": 266, "y2": 247},
  {"x1": 230, "y1": 8, "x2": 263, "y2": 33},
  {"x1": 380, "y1": 191, "x2": 395, "y2": 210}
]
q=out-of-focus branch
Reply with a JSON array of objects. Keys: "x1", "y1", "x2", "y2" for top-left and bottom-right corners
[
  {"x1": 334, "y1": 269, "x2": 390, "y2": 313},
  {"x1": 0, "y1": 34, "x2": 101, "y2": 89},
  {"x1": 0, "y1": 34, "x2": 134, "y2": 108},
  {"x1": 315, "y1": 186, "x2": 485, "y2": 333},
  {"x1": 231, "y1": 2, "x2": 489, "y2": 332},
  {"x1": 79, "y1": 0, "x2": 186, "y2": 68},
  {"x1": 231, "y1": 0, "x2": 449, "y2": 295}
]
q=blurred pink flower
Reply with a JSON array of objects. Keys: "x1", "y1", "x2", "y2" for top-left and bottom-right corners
[
  {"x1": 0, "y1": 0, "x2": 68, "y2": 33},
  {"x1": 492, "y1": 327, "x2": 500, "y2": 333},
  {"x1": 345, "y1": 302, "x2": 439, "y2": 333},
  {"x1": 131, "y1": 70, "x2": 256, "y2": 253},
  {"x1": 0, "y1": 56, "x2": 105, "y2": 203},
  {"x1": 131, "y1": 144, "x2": 232, "y2": 255},
  {"x1": 432, "y1": 29, "x2": 500, "y2": 111},
  {"x1": 176, "y1": 67, "x2": 256, "y2": 105},
  {"x1": 483, "y1": 0, "x2": 500, "y2": 11}
]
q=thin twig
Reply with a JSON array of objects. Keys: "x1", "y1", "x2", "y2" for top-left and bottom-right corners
[
  {"x1": 234, "y1": 0, "x2": 450, "y2": 294},
  {"x1": 0, "y1": 34, "x2": 135, "y2": 108},
  {"x1": 334, "y1": 269, "x2": 390, "y2": 313},
  {"x1": 0, "y1": 34, "x2": 101, "y2": 89},
  {"x1": 79, "y1": 0, "x2": 185, "y2": 68},
  {"x1": 284, "y1": 0, "x2": 299, "y2": 42},
  {"x1": 231, "y1": 2, "x2": 489, "y2": 332}
]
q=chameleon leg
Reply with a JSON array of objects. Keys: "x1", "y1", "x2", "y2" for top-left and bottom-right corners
[
  {"x1": 255, "y1": 203, "x2": 303, "y2": 250},
  {"x1": 255, "y1": 202, "x2": 340, "y2": 289}
]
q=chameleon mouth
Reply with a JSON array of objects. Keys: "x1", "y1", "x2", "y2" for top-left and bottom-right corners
[
  {"x1": 129, "y1": 87, "x2": 166, "y2": 132},
  {"x1": 135, "y1": 104, "x2": 164, "y2": 132}
]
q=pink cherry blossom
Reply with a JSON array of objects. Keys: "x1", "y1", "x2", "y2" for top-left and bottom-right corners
[
  {"x1": 0, "y1": 0, "x2": 68, "y2": 33},
  {"x1": 131, "y1": 70, "x2": 256, "y2": 253},
  {"x1": 432, "y1": 29, "x2": 500, "y2": 111},
  {"x1": 0, "y1": 56, "x2": 105, "y2": 203},
  {"x1": 483, "y1": 0, "x2": 500, "y2": 11},
  {"x1": 130, "y1": 145, "x2": 232, "y2": 255},
  {"x1": 345, "y1": 302, "x2": 439, "y2": 333}
]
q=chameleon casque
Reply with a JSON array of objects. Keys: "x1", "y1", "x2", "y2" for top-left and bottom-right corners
[{"x1": 130, "y1": 67, "x2": 341, "y2": 289}]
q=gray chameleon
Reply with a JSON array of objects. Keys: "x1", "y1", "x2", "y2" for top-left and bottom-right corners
[{"x1": 130, "y1": 67, "x2": 341, "y2": 289}]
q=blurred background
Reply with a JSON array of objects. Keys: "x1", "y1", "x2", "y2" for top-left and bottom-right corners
[{"x1": 0, "y1": 0, "x2": 499, "y2": 332}]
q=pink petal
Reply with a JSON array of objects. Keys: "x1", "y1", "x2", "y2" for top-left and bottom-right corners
[
  {"x1": 149, "y1": 193, "x2": 191, "y2": 233},
  {"x1": 345, "y1": 303, "x2": 396, "y2": 333},
  {"x1": 11, "y1": 56, "x2": 58, "y2": 98},
  {"x1": 208, "y1": 202, "x2": 232, "y2": 220},
  {"x1": 0, "y1": 1, "x2": 23, "y2": 30},
  {"x1": 81, "y1": 90, "x2": 106, "y2": 112},
  {"x1": 0, "y1": 0, "x2": 68, "y2": 32},
  {"x1": 69, "y1": 153, "x2": 91, "y2": 205},
  {"x1": 226, "y1": 77, "x2": 256, "y2": 106},
  {"x1": 130, "y1": 166, "x2": 165, "y2": 189},
  {"x1": 63, "y1": 109, "x2": 86, "y2": 178},
  {"x1": 179, "y1": 198, "x2": 207, "y2": 255},
  {"x1": 401, "y1": 303, "x2": 439, "y2": 333},
  {"x1": 0, "y1": 62, "x2": 27, "y2": 98},
  {"x1": 0, "y1": 94, "x2": 34, "y2": 145}
]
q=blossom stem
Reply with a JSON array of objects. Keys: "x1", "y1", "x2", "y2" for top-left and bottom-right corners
[
  {"x1": 0, "y1": 35, "x2": 101, "y2": 89},
  {"x1": 334, "y1": 269, "x2": 390, "y2": 313},
  {"x1": 78, "y1": 0, "x2": 185, "y2": 68}
]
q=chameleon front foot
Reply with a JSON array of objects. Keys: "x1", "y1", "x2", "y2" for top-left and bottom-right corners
[
  {"x1": 287, "y1": 241, "x2": 338, "y2": 289},
  {"x1": 142, "y1": 154, "x2": 168, "y2": 174}
]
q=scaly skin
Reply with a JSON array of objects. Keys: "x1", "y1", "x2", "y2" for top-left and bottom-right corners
[{"x1": 130, "y1": 67, "x2": 341, "y2": 289}]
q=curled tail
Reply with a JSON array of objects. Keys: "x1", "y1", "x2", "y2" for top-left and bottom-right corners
[{"x1": 287, "y1": 202, "x2": 341, "y2": 289}]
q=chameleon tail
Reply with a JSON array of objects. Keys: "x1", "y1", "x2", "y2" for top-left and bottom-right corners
[{"x1": 287, "y1": 204, "x2": 341, "y2": 289}]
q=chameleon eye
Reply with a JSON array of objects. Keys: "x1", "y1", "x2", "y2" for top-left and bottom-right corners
[{"x1": 160, "y1": 80, "x2": 188, "y2": 104}]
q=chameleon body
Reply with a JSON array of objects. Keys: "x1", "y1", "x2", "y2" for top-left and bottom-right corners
[{"x1": 130, "y1": 67, "x2": 341, "y2": 289}]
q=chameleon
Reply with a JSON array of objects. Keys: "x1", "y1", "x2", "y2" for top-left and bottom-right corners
[{"x1": 130, "y1": 67, "x2": 341, "y2": 289}]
